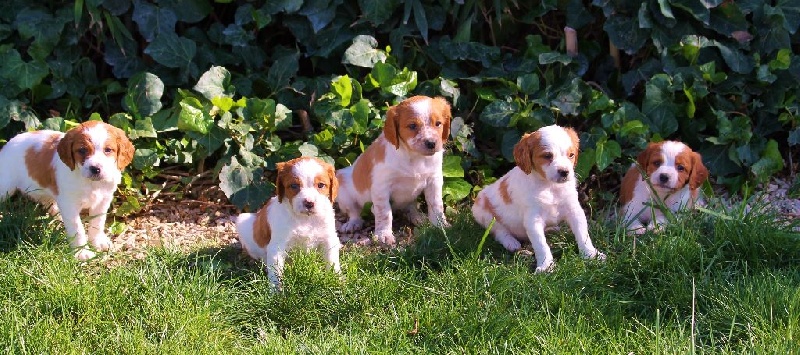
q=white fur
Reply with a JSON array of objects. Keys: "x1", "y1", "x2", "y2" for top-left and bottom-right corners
[
  {"x1": 621, "y1": 141, "x2": 703, "y2": 233},
  {"x1": 235, "y1": 159, "x2": 340, "y2": 289},
  {"x1": 0, "y1": 126, "x2": 124, "y2": 260},
  {"x1": 472, "y1": 125, "x2": 604, "y2": 272},
  {"x1": 337, "y1": 97, "x2": 449, "y2": 245}
]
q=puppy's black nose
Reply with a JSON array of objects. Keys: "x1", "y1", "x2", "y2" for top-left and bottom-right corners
[
  {"x1": 424, "y1": 140, "x2": 436, "y2": 150},
  {"x1": 558, "y1": 169, "x2": 569, "y2": 178},
  {"x1": 89, "y1": 166, "x2": 101, "y2": 175},
  {"x1": 303, "y1": 200, "x2": 315, "y2": 210},
  {"x1": 659, "y1": 174, "x2": 669, "y2": 183}
]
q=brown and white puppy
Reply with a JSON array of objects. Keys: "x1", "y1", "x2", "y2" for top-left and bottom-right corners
[
  {"x1": 0, "y1": 121, "x2": 134, "y2": 260},
  {"x1": 620, "y1": 141, "x2": 709, "y2": 233},
  {"x1": 235, "y1": 157, "x2": 340, "y2": 288},
  {"x1": 472, "y1": 125, "x2": 605, "y2": 272},
  {"x1": 336, "y1": 96, "x2": 451, "y2": 245}
]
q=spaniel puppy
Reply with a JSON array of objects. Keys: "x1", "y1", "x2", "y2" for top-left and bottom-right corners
[
  {"x1": 472, "y1": 125, "x2": 605, "y2": 273},
  {"x1": 620, "y1": 141, "x2": 709, "y2": 233},
  {"x1": 336, "y1": 96, "x2": 451, "y2": 245},
  {"x1": 0, "y1": 121, "x2": 134, "y2": 260},
  {"x1": 235, "y1": 157, "x2": 340, "y2": 288}
]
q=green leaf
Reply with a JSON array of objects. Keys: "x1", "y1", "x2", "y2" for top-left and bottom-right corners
[
  {"x1": 575, "y1": 147, "x2": 595, "y2": 182},
  {"x1": 178, "y1": 97, "x2": 214, "y2": 134},
  {"x1": 642, "y1": 74, "x2": 678, "y2": 137},
  {"x1": 0, "y1": 98, "x2": 39, "y2": 130},
  {"x1": 194, "y1": 66, "x2": 234, "y2": 100},
  {"x1": 129, "y1": 117, "x2": 159, "y2": 140},
  {"x1": 332, "y1": 75, "x2": 353, "y2": 107},
  {"x1": 480, "y1": 100, "x2": 518, "y2": 128},
  {"x1": 442, "y1": 155, "x2": 464, "y2": 178},
  {"x1": 342, "y1": 35, "x2": 387, "y2": 68},
  {"x1": 411, "y1": 0, "x2": 428, "y2": 43},
  {"x1": 144, "y1": 32, "x2": 197, "y2": 69},
  {"x1": 358, "y1": 0, "x2": 398, "y2": 25},
  {"x1": 551, "y1": 78, "x2": 583, "y2": 116},
  {"x1": 132, "y1": 148, "x2": 160, "y2": 170},
  {"x1": 132, "y1": 0, "x2": 177, "y2": 42},
  {"x1": 595, "y1": 139, "x2": 621, "y2": 171},
  {"x1": 443, "y1": 178, "x2": 472, "y2": 202},
  {"x1": 0, "y1": 49, "x2": 49, "y2": 90},
  {"x1": 267, "y1": 49, "x2": 300, "y2": 91},
  {"x1": 750, "y1": 139, "x2": 784, "y2": 181},
  {"x1": 516, "y1": 74, "x2": 540, "y2": 95},
  {"x1": 219, "y1": 157, "x2": 274, "y2": 210},
  {"x1": 123, "y1": 72, "x2": 164, "y2": 119},
  {"x1": 604, "y1": 15, "x2": 649, "y2": 53}
]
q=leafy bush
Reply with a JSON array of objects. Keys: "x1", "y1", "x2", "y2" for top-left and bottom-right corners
[{"x1": 0, "y1": 0, "x2": 797, "y2": 211}]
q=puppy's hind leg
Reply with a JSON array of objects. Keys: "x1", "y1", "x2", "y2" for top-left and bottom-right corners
[{"x1": 337, "y1": 193, "x2": 364, "y2": 233}]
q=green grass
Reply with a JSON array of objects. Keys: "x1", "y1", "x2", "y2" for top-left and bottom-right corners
[{"x1": 1, "y1": 197, "x2": 798, "y2": 354}]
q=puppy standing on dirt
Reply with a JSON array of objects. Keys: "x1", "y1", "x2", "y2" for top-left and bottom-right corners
[
  {"x1": 235, "y1": 157, "x2": 340, "y2": 288},
  {"x1": 336, "y1": 96, "x2": 451, "y2": 245},
  {"x1": 0, "y1": 121, "x2": 134, "y2": 260},
  {"x1": 620, "y1": 141, "x2": 709, "y2": 233},
  {"x1": 472, "y1": 125, "x2": 605, "y2": 273}
]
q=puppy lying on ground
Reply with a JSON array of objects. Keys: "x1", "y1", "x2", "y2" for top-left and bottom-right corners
[
  {"x1": 620, "y1": 141, "x2": 709, "y2": 233},
  {"x1": 0, "y1": 121, "x2": 134, "y2": 260},
  {"x1": 336, "y1": 96, "x2": 451, "y2": 245},
  {"x1": 235, "y1": 157, "x2": 340, "y2": 288},
  {"x1": 472, "y1": 125, "x2": 605, "y2": 272}
]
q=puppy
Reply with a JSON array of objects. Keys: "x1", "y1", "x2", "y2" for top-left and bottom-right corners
[
  {"x1": 620, "y1": 141, "x2": 709, "y2": 233},
  {"x1": 472, "y1": 125, "x2": 605, "y2": 272},
  {"x1": 336, "y1": 96, "x2": 451, "y2": 245},
  {"x1": 0, "y1": 121, "x2": 134, "y2": 260},
  {"x1": 235, "y1": 157, "x2": 340, "y2": 288}
]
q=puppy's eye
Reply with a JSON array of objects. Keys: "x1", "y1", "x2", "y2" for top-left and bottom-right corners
[
  {"x1": 408, "y1": 123, "x2": 418, "y2": 130},
  {"x1": 653, "y1": 161, "x2": 662, "y2": 167},
  {"x1": 568, "y1": 153, "x2": 576, "y2": 159},
  {"x1": 542, "y1": 153, "x2": 553, "y2": 160},
  {"x1": 435, "y1": 121, "x2": 442, "y2": 127},
  {"x1": 104, "y1": 147, "x2": 114, "y2": 154},
  {"x1": 676, "y1": 164, "x2": 685, "y2": 172},
  {"x1": 317, "y1": 182, "x2": 326, "y2": 189},
  {"x1": 77, "y1": 147, "x2": 88, "y2": 156},
  {"x1": 289, "y1": 183, "x2": 300, "y2": 190}
]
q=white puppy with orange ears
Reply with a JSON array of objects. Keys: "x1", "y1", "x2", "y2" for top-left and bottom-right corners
[
  {"x1": 336, "y1": 96, "x2": 451, "y2": 245},
  {"x1": 472, "y1": 125, "x2": 605, "y2": 272},
  {"x1": 620, "y1": 141, "x2": 708, "y2": 233},
  {"x1": 0, "y1": 121, "x2": 134, "y2": 260},
  {"x1": 235, "y1": 157, "x2": 340, "y2": 288}
]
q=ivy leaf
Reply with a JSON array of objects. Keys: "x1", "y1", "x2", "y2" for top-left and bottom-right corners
[
  {"x1": 642, "y1": 74, "x2": 678, "y2": 137},
  {"x1": 123, "y1": 72, "x2": 164, "y2": 119},
  {"x1": 501, "y1": 129, "x2": 522, "y2": 162},
  {"x1": 359, "y1": 0, "x2": 399, "y2": 25},
  {"x1": 712, "y1": 40, "x2": 754, "y2": 74},
  {"x1": 129, "y1": 117, "x2": 159, "y2": 140},
  {"x1": 159, "y1": 0, "x2": 212, "y2": 23},
  {"x1": 267, "y1": 49, "x2": 300, "y2": 91},
  {"x1": 551, "y1": 78, "x2": 584, "y2": 116},
  {"x1": 299, "y1": 0, "x2": 338, "y2": 33},
  {"x1": 442, "y1": 155, "x2": 464, "y2": 178},
  {"x1": 144, "y1": 32, "x2": 197, "y2": 69},
  {"x1": 604, "y1": 15, "x2": 649, "y2": 54},
  {"x1": 0, "y1": 49, "x2": 49, "y2": 90},
  {"x1": 443, "y1": 178, "x2": 472, "y2": 203},
  {"x1": 178, "y1": 97, "x2": 213, "y2": 134},
  {"x1": 595, "y1": 139, "x2": 621, "y2": 171},
  {"x1": 750, "y1": 139, "x2": 784, "y2": 182},
  {"x1": 342, "y1": 35, "x2": 387, "y2": 68},
  {"x1": 0, "y1": 96, "x2": 39, "y2": 130},
  {"x1": 132, "y1": 148, "x2": 160, "y2": 170},
  {"x1": 332, "y1": 75, "x2": 353, "y2": 107},
  {"x1": 194, "y1": 66, "x2": 234, "y2": 100},
  {"x1": 219, "y1": 157, "x2": 274, "y2": 210},
  {"x1": 132, "y1": 0, "x2": 177, "y2": 42},
  {"x1": 575, "y1": 147, "x2": 596, "y2": 182},
  {"x1": 480, "y1": 100, "x2": 518, "y2": 128},
  {"x1": 411, "y1": 0, "x2": 428, "y2": 43}
]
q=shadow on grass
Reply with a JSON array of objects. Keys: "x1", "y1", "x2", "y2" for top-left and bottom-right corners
[{"x1": 0, "y1": 196, "x2": 64, "y2": 253}]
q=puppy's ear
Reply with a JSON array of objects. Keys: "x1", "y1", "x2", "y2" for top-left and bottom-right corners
[
  {"x1": 383, "y1": 104, "x2": 400, "y2": 149},
  {"x1": 565, "y1": 127, "x2": 580, "y2": 167},
  {"x1": 327, "y1": 163, "x2": 339, "y2": 203},
  {"x1": 57, "y1": 129, "x2": 78, "y2": 170},
  {"x1": 110, "y1": 124, "x2": 135, "y2": 170},
  {"x1": 275, "y1": 162, "x2": 288, "y2": 203},
  {"x1": 513, "y1": 133, "x2": 536, "y2": 174},
  {"x1": 689, "y1": 151, "x2": 709, "y2": 190},
  {"x1": 636, "y1": 143, "x2": 655, "y2": 175},
  {"x1": 434, "y1": 97, "x2": 451, "y2": 142}
]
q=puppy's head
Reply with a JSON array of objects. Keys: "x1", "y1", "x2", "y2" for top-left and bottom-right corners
[
  {"x1": 513, "y1": 125, "x2": 580, "y2": 183},
  {"x1": 637, "y1": 141, "x2": 708, "y2": 191},
  {"x1": 275, "y1": 157, "x2": 338, "y2": 216},
  {"x1": 56, "y1": 121, "x2": 135, "y2": 181},
  {"x1": 383, "y1": 96, "x2": 451, "y2": 156}
]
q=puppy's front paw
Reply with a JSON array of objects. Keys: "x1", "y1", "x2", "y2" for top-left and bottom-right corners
[
  {"x1": 373, "y1": 229, "x2": 396, "y2": 245},
  {"x1": 91, "y1": 234, "x2": 113, "y2": 252},
  {"x1": 534, "y1": 260, "x2": 555, "y2": 274},
  {"x1": 74, "y1": 248, "x2": 97, "y2": 260},
  {"x1": 584, "y1": 249, "x2": 607, "y2": 261},
  {"x1": 495, "y1": 234, "x2": 521, "y2": 252},
  {"x1": 340, "y1": 218, "x2": 364, "y2": 233}
]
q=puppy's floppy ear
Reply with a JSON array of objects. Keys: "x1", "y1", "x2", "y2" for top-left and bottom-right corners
[
  {"x1": 689, "y1": 151, "x2": 709, "y2": 189},
  {"x1": 109, "y1": 124, "x2": 135, "y2": 170},
  {"x1": 513, "y1": 133, "x2": 536, "y2": 174},
  {"x1": 383, "y1": 104, "x2": 401, "y2": 149},
  {"x1": 635, "y1": 143, "x2": 655, "y2": 175},
  {"x1": 275, "y1": 162, "x2": 289, "y2": 203},
  {"x1": 57, "y1": 129, "x2": 78, "y2": 170},
  {"x1": 326, "y1": 163, "x2": 339, "y2": 203},
  {"x1": 565, "y1": 127, "x2": 580, "y2": 167},
  {"x1": 434, "y1": 97, "x2": 451, "y2": 142}
]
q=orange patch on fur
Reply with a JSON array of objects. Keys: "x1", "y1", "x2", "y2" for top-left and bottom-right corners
[
  {"x1": 498, "y1": 178, "x2": 512, "y2": 205},
  {"x1": 478, "y1": 194, "x2": 503, "y2": 225},
  {"x1": 619, "y1": 165, "x2": 640, "y2": 205},
  {"x1": 383, "y1": 96, "x2": 451, "y2": 149},
  {"x1": 353, "y1": 138, "x2": 387, "y2": 193},
  {"x1": 253, "y1": 199, "x2": 273, "y2": 248},
  {"x1": 24, "y1": 133, "x2": 61, "y2": 195}
]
